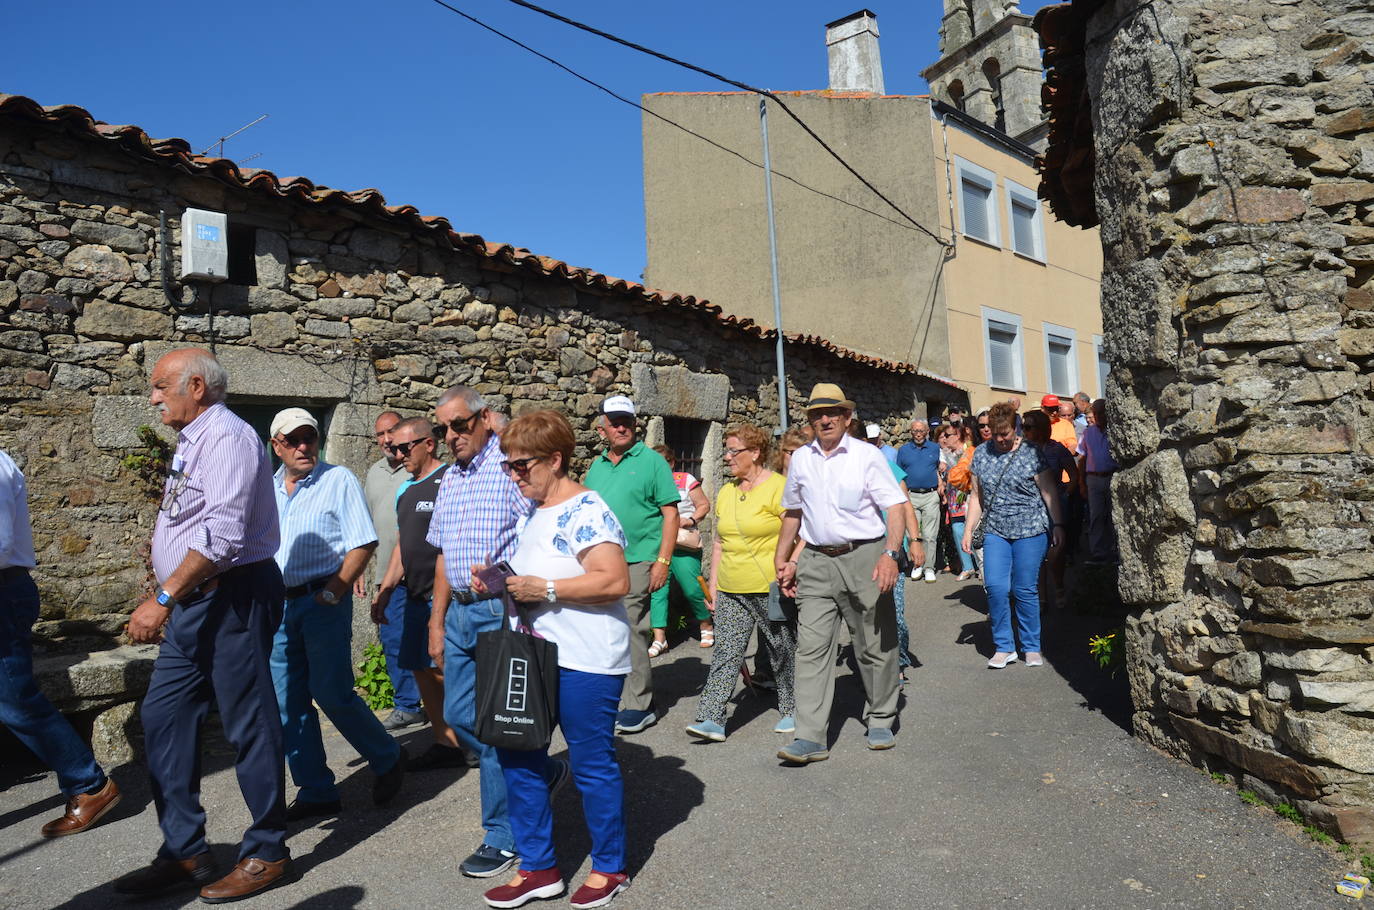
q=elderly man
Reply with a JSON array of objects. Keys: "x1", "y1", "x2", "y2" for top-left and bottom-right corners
[
  {"x1": 895, "y1": 418, "x2": 941, "y2": 583},
  {"x1": 116, "y1": 348, "x2": 289, "y2": 902},
  {"x1": 774, "y1": 383, "x2": 908, "y2": 763},
  {"x1": 1077, "y1": 399, "x2": 1120, "y2": 564},
  {"x1": 0, "y1": 449, "x2": 121, "y2": 839},
  {"x1": 865, "y1": 423, "x2": 898, "y2": 464},
  {"x1": 427, "y1": 386, "x2": 531, "y2": 879},
  {"x1": 372, "y1": 417, "x2": 469, "y2": 772},
  {"x1": 1041, "y1": 394, "x2": 1078, "y2": 452},
  {"x1": 362, "y1": 410, "x2": 424, "y2": 732},
  {"x1": 268, "y1": 408, "x2": 403, "y2": 823},
  {"x1": 584, "y1": 395, "x2": 679, "y2": 735},
  {"x1": 1072, "y1": 392, "x2": 1092, "y2": 435}
]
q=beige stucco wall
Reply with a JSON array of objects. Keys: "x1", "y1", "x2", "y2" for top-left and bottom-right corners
[
  {"x1": 643, "y1": 92, "x2": 950, "y2": 374},
  {"x1": 934, "y1": 114, "x2": 1104, "y2": 413}
]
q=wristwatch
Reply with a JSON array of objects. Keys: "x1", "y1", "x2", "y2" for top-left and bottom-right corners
[
  {"x1": 655, "y1": 556, "x2": 671, "y2": 567},
  {"x1": 545, "y1": 580, "x2": 557, "y2": 603},
  {"x1": 155, "y1": 589, "x2": 178, "y2": 609},
  {"x1": 882, "y1": 549, "x2": 901, "y2": 561},
  {"x1": 320, "y1": 588, "x2": 339, "y2": 605}
]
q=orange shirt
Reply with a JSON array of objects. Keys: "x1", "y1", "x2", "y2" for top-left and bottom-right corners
[{"x1": 1049, "y1": 419, "x2": 1077, "y2": 483}]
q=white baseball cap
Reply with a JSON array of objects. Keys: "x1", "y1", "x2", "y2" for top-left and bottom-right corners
[
  {"x1": 865, "y1": 423, "x2": 881, "y2": 439},
  {"x1": 601, "y1": 395, "x2": 637, "y2": 417},
  {"x1": 270, "y1": 407, "x2": 319, "y2": 438}
]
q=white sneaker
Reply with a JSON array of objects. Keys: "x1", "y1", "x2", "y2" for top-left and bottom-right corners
[
  {"x1": 1025, "y1": 652, "x2": 1044, "y2": 667},
  {"x1": 923, "y1": 568, "x2": 937, "y2": 583},
  {"x1": 987, "y1": 651, "x2": 1019, "y2": 669}
]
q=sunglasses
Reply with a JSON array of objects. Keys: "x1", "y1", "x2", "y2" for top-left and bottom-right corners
[
  {"x1": 977, "y1": 422, "x2": 990, "y2": 428},
  {"x1": 275, "y1": 431, "x2": 317, "y2": 449},
  {"x1": 386, "y1": 439, "x2": 423, "y2": 457},
  {"x1": 446, "y1": 411, "x2": 483, "y2": 435},
  {"x1": 500, "y1": 455, "x2": 545, "y2": 477}
]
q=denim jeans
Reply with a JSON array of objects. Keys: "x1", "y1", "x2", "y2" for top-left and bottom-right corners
[
  {"x1": 378, "y1": 583, "x2": 422, "y2": 712},
  {"x1": 444, "y1": 595, "x2": 514, "y2": 852},
  {"x1": 498, "y1": 669, "x2": 626, "y2": 872},
  {"x1": 982, "y1": 532, "x2": 1049, "y2": 653},
  {"x1": 271, "y1": 592, "x2": 401, "y2": 803},
  {"x1": 948, "y1": 519, "x2": 967, "y2": 574},
  {"x1": 0, "y1": 571, "x2": 105, "y2": 796},
  {"x1": 893, "y1": 575, "x2": 914, "y2": 671}
]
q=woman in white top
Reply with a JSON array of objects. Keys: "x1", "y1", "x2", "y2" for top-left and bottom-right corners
[{"x1": 471, "y1": 410, "x2": 633, "y2": 910}]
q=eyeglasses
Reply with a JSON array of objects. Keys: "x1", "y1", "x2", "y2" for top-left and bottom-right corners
[
  {"x1": 275, "y1": 431, "x2": 316, "y2": 449},
  {"x1": 723, "y1": 447, "x2": 749, "y2": 458},
  {"x1": 386, "y1": 439, "x2": 423, "y2": 457},
  {"x1": 500, "y1": 455, "x2": 545, "y2": 476},
  {"x1": 161, "y1": 468, "x2": 188, "y2": 519},
  {"x1": 446, "y1": 411, "x2": 483, "y2": 435},
  {"x1": 977, "y1": 422, "x2": 990, "y2": 429}
]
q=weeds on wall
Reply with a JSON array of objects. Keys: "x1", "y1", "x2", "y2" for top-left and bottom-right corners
[
  {"x1": 356, "y1": 642, "x2": 395, "y2": 711},
  {"x1": 121, "y1": 426, "x2": 173, "y2": 497},
  {"x1": 1088, "y1": 628, "x2": 1125, "y2": 677}
]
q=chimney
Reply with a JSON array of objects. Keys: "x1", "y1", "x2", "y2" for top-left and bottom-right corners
[{"x1": 825, "y1": 10, "x2": 885, "y2": 95}]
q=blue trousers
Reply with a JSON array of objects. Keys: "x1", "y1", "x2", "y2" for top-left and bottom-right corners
[
  {"x1": 0, "y1": 570, "x2": 105, "y2": 797},
  {"x1": 982, "y1": 532, "x2": 1049, "y2": 653},
  {"x1": 378, "y1": 583, "x2": 421, "y2": 712},
  {"x1": 893, "y1": 575, "x2": 914, "y2": 671},
  {"x1": 443, "y1": 596, "x2": 514, "y2": 852},
  {"x1": 141, "y1": 560, "x2": 287, "y2": 862},
  {"x1": 271, "y1": 591, "x2": 400, "y2": 803},
  {"x1": 498, "y1": 669, "x2": 626, "y2": 873}
]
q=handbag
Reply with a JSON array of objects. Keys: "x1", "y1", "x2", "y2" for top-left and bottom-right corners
[
  {"x1": 474, "y1": 591, "x2": 560, "y2": 751},
  {"x1": 765, "y1": 581, "x2": 797, "y2": 623},
  {"x1": 971, "y1": 445, "x2": 1017, "y2": 551}
]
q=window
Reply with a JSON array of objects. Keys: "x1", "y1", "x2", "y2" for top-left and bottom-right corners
[
  {"x1": 662, "y1": 417, "x2": 709, "y2": 479},
  {"x1": 983, "y1": 58, "x2": 1005, "y2": 133},
  {"x1": 1094, "y1": 334, "x2": 1109, "y2": 397},
  {"x1": 955, "y1": 157, "x2": 999, "y2": 246},
  {"x1": 948, "y1": 79, "x2": 966, "y2": 112},
  {"x1": 1005, "y1": 180, "x2": 1046, "y2": 261},
  {"x1": 229, "y1": 400, "x2": 330, "y2": 466},
  {"x1": 981, "y1": 306, "x2": 1024, "y2": 391},
  {"x1": 1042, "y1": 323, "x2": 1078, "y2": 398},
  {"x1": 226, "y1": 222, "x2": 259, "y2": 285}
]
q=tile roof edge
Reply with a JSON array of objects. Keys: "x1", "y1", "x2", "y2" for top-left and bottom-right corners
[{"x1": 0, "y1": 92, "x2": 962, "y2": 390}]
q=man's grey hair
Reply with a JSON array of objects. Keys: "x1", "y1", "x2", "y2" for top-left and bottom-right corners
[
  {"x1": 177, "y1": 350, "x2": 228, "y2": 403},
  {"x1": 436, "y1": 385, "x2": 485, "y2": 412},
  {"x1": 910, "y1": 418, "x2": 929, "y2": 431},
  {"x1": 393, "y1": 416, "x2": 434, "y2": 439},
  {"x1": 488, "y1": 411, "x2": 509, "y2": 434},
  {"x1": 1073, "y1": 392, "x2": 1091, "y2": 405}
]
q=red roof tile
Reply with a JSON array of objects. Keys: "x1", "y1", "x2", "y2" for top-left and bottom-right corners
[
  {"x1": 0, "y1": 92, "x2": 960, "y2": 389},
  {"x1": 1032, "y1": 1, "x2": 1103, "y2": 228}
]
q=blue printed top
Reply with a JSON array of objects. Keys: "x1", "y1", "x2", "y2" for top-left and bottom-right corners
[{"x1": 970, "y1": 440, "x2": 1050, "y2": 541}]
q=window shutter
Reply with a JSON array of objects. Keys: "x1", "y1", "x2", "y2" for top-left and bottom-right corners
[
  {"x1": 1011, "y1": 199, "x2": 1037, "y2": 257},
  {"x1": 1047, "y1": 334, "x2": 1072, "y2": 395},
  {"x1": 988, "y1": 320, "x2": 1018, "y2": 388},
  {"x1": 961, "y1": 179, "x2": 991, "y2": 241}
]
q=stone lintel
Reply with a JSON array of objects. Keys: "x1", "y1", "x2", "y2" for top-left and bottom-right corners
[
  {"x1": 91, "y1": 395, "x2": 176, "y2": 449},
  {"x1": 142, "y1": 342, "x2": 380, "y2": 404},
  {"x1": 630, "y1": 364, "x2": 729, "y2": 422}
]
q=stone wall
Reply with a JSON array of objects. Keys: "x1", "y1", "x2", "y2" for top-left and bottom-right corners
[
  {"x1": 1081, "y1": 0, "x2": 1374, "y2": 845},
  {"x1": 0, "y1": 109, "x2": 961, "y2": 643}
]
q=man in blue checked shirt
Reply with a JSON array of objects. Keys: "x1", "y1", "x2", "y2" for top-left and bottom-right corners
[
  {"x1": 426, "y1": 385, "x2": 533, "y2": 881},
  {"x1": 268, "y1": 407, "x2": 405, "y2": 823}
]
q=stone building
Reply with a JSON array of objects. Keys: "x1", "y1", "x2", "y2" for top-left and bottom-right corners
[
  {"x1": 1037, "y1": 0, "x2": 1374, "y2": 845},
  {"x1": 0, "y1": 91, "x2": 960, "y2": 647}
]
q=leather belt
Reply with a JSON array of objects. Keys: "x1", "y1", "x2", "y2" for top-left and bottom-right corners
[
  {"x1": 806, "y1": 536, "x2": 883, "y2": 557},
  {"x1": 909, "y1": 486, "x2": 937, "y2": 493},
  {"x1": 284, "y1": 574, "x2": 333, "y2": 599},
  {"x1": 452, "y1": 589, "x2": 480, "y2": 605}
]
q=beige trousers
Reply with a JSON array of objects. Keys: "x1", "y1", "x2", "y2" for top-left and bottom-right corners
[{"x1": 618, "y1": 561, "x2": 655, "y2": 713}]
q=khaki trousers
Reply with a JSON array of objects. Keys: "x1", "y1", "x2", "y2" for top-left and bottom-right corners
[
  {"x1": 618, "y1": 561, "x2": 655, "y2": 712},
  {"x1": 909, "y1": 489, "x2": 941, "y2": 573},
  {"x1": 792, "y1": 539, "x2": 900, "y2": 745}
]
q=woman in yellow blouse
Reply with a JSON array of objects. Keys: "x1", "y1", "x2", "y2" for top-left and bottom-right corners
[{"x1": 685, "y1": 424, "x2": 796, "y2": 741}]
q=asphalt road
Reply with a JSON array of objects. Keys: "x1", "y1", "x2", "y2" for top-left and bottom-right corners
[{"x1": 0, "y1": 572, "x2": 1353, "y2": 909}]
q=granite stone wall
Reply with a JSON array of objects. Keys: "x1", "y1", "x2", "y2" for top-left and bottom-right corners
[{"x1": 1082, "y1": 0, "x2": 1374, "y2": 845}]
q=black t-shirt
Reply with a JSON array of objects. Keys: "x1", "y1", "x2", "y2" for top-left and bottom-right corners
[{"x1": 396, "y1": 463, "x2": 448, "y2": 600}]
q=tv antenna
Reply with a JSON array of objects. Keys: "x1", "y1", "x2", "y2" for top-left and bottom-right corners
[{"x1": 199, "y1": 114, "x2": 268, "y2": 159}]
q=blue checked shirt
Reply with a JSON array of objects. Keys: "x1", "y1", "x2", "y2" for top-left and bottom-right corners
[
  {"x1": 274, "y1": 461, "x2": 378, "y2": 587},
  {"x1": 426, "y1": 433, "x2": 531, "y2": 593}
]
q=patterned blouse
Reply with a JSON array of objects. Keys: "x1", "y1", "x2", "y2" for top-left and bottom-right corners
[{"x1": 970, "y1": 440, "x2": 1050, "y2": 541}]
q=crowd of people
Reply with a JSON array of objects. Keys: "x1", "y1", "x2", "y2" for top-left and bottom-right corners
[{"x1": 0, "y1": 345, "x2": 1120, "y2": 908}]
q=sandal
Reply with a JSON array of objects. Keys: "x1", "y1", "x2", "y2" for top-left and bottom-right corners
[
  {"x1": 648, "y1": 640, "x2": 668, "y2": 659},
  {"x1": 699, "y1": 630, "x2": 715, "y2": 648}
]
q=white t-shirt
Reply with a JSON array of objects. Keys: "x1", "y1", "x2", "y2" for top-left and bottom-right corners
[{"x1": 509, "y1": 491, "x2": 632, "y2": 675}]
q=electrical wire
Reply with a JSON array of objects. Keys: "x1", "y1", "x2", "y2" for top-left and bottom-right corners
[
  {"x1": 428, "y1": 0, "x2": 952, "y2": 246},
  {"x1": 424, "y1": 0, "x2": 921, "y2": 233}
]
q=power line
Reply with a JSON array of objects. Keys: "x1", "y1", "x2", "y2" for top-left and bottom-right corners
[{"x1": 424, "y1": 0, "x2": 920, "y2": 233}]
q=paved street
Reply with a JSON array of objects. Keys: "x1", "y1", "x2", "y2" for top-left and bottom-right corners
[{"x1": 1, "y1": 573, "x2": 1351, "y2": 909}]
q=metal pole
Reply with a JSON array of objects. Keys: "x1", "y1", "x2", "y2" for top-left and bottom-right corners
[{"x1": 759, "y1": 97, "x2": 789, "y2": 432}]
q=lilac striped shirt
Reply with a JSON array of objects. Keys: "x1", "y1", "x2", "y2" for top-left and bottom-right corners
[
  {"x1": 151, "y1": 402, "x2": 280, "y2": 584},
  {"x1": 426, "y1": 433, "x2": 531, "y2": 593}
]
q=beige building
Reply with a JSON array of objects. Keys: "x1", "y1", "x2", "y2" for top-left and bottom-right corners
[{"x1": 642, "y1": 9, "x2": 1103, "y2": 415}]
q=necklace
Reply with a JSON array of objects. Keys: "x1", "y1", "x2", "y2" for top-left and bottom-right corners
[{"x1": 738, "y1": 469, "x2": 766, "y2": 500}]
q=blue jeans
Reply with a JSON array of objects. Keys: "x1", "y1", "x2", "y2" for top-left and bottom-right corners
[
  {"x1": 271, "y1": 592, "x2": 401, "y2": 803},
  {"x1": 444, "y1": 596, "x2": 514, "y2": 852},
  {"x1": 0, "y1": 571, "x2": 105, "y2": 796},
  {"x1": 893, "y1": 575, "x2": 913, "y2": 671},
  {"x1": 498, "y1": 669, "x2": 626, "y2": 872},
  {"x1": 948, "y1": 520, "x2": 967, "y2": 574},
  {"x1": 379, "y1": 583, "x2": 422, "y2": 712},
  {"x1": 982, "y1": 532, "x2": 1049, "y2": 653}
]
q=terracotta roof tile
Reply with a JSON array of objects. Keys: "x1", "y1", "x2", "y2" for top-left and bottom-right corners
[
  {"x1": 0, "y1": 92, "x2": 960, "y2": 389},
  {"x1": 1032, "y1": 1, "x2": 1103, "y2": 227}
]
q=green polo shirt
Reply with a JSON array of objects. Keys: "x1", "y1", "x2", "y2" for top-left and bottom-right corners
[{"x1": 584, "y1": 441, "x2": 679, "y2": 563}]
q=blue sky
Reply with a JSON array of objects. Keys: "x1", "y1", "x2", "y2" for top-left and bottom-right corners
[{"x1": 6, "y1": 1, "x2": 1052, "y2": 287}]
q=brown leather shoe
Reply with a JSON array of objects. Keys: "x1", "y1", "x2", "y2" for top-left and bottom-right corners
[
  {"x1": 199, "y1": 857, "x2": 291, "y2": 903},
  {"x1": 41, "y1": 777, "x2": 121, "y2": 838},
  {"x1": 113, "y1": 853, "x2": 218, "y2": 895}
]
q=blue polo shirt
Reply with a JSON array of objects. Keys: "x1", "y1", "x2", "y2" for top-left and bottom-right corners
[{"x1": 895, "y1": 439, "x2": 941, "y2": 490}]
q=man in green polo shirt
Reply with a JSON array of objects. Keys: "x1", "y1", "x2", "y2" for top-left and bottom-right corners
[{"x1": 584, "y1": 395, "x2": 680, "y2": 734}]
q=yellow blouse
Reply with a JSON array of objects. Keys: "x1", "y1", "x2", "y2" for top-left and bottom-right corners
[{"x1": 714, "y1": 472, "x2": 786, "y2": 594}]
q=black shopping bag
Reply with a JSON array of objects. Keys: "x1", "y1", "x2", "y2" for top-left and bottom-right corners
[{"x1": 474, "y1": 596, "x2": 559, "y2": 751}]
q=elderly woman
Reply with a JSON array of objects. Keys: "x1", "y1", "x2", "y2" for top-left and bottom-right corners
[
  {"x1": 686, "y1": 424, "x2": 796, "y2": 741},
  {"x1": 471, "y1": 410, "x2": 632, "y2": 910},
  {"x1": 647, "y1": 445, "x2": 713, "y2": 656},
  {"x1": 938, "y1": 424, "x2": 974, "y2": 581},
  {"x1": 961, "y1": 401, "x2": 1063, "y2": 669}
]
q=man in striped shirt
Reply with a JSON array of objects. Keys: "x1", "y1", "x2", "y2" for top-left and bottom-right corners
[
  {"x1": 426, "y1": 385, "x2": 532, "y2": 880},
  {"x1": 268, "y1": 408, "x2": 405, "y2": 824},
  {"x1": 117, "y1": 348, "x2": 290, "y2": 902}
]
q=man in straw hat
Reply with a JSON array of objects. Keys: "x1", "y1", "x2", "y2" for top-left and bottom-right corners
[{"x1": 773, "y1": 383, "x2": 910, "y2": 763}]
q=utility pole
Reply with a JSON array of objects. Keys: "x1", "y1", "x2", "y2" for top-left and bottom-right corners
[{"x1": 759, "y1": 97, "x2": 789, "y2": 433}]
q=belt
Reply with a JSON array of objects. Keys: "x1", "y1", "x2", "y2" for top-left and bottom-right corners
[
  {"x1": 1087, "y1": 470, "x2": 1116, "y2": 477},
  {"x1": 805, "y1": 536, "x2": 884, "y2": 557},
  {"x1": 284, "y1": 574, "x2": 333, "y2": 599},
  {"x1": 452, "y1": 589, "x2": 480, "y2": 605},
  {"x1": 909, "y1": 487, "x2": 937, "y2": 494},
  {"x1": 0, "y1": 565, "x2": 31, "y2": 582}
]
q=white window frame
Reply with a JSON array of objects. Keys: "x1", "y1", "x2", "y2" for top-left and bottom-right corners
[
  {"x1": 955, "y1": 156, "x2": 1000, "y2": 248},
  {"x1": 1042, "y1": 322, "x2": 1079, "y2": 399},
  {"x1": 981, "y1": 306, "x2": 1025, "y2": 392},
  {"x1": 1004, "y1": 178, "x2": 1046, "y2": 262},
  {"x1": 1093, "y1": 333, "x2": 1108, "y2": 398}
]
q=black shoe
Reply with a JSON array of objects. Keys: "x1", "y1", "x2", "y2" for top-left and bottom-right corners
[
  {"x1": 382, "y1": 708, "x2": 425, "y2": 732},
  {"x1": 285, "y1": 798, "x2": 342, "y2": 822},
  {"x1": 407, "y1": 744, "x2": 469, "y2": 772},
  {"x1": 373, "y1": 747, "x2": 408, "y2": 805},
  {"x1": 113, "y1": 853, "x2": 218, "y2": 895}
]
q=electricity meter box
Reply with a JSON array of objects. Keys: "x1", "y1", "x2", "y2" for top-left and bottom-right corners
[{"x1": 180, "y1": 209, "x2": 229, "y2": 282}]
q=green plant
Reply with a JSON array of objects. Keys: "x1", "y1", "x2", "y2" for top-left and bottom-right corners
[
  {"x1": 1088, "y1": 628, "x2": 1125, "y2": 676},
  {"x1": 1238, "y1": 789, "x2": 1264, "y2": 806},
  {"x1": 1362, "y1": 852, "x2": 1374, "y2": 878},
  {"x1": 355, "y1": 642, "x2": 395, "y2": 711},
  {"x1": 121, "y1": 425, "x2": 174, "y2": 496},
  {"x1": 1275, "y1": 802, "x2": 1303, "y2": 823},
  {"x1": 1210, "y1": 771, "x2": 1228, "y2": 784}
]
